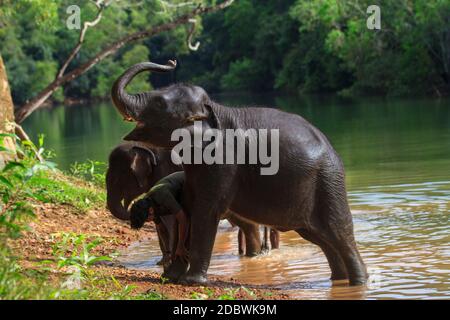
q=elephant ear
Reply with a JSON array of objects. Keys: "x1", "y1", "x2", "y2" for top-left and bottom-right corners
[
  {"x1": 132, "y1": 146, "x2": 157, "y2": 166},
  {"x1": 130, "y1": 147, "x2": 156, "y2": 189},
  {"x1": 204, "y1": 103, "x2": 220, "y2": 129}
]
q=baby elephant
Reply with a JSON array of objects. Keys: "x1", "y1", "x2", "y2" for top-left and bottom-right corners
[
  {"x1": 106, "y1": 142, "x2": 180, "y2": 265},
  {"x1": 105, "y1": 142, "x2": 280, "y2": 263}
]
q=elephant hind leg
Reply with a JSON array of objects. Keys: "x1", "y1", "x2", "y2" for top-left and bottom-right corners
[
  {"x1": 238, "y1": 229, "x2": 245, "y2": 255},
  {"x1": 262, "y1": 227, "x2": 269, "y2": 251},
  {"x1": 323, "y1": 226, "x2": 367, "y2": 286},
  {"x1": 313, "y1": 175, "x2": 367, "y2": 285},
  {"x1": 296, "y1": 228, "x2": 348, "y2": 281},
  {"x1": 270, "y1": 229, "x2": 280, "y2": 249}
]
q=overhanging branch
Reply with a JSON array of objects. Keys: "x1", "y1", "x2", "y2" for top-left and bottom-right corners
[{"x1": 14, "y1": 0, "x2": 235, "y2": 124}]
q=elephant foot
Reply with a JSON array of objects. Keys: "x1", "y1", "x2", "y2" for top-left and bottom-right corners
[
  {"x1": 161, "y1": 258, "x2": 188, "y2": 283},
  {"x1": 178, "y1": 272, "x2": 208, "y2": 286},
  {"x1": 349, "y1": 277, "x2": 367, "y2": 286},
  {"x1": 330, "y1": 271, "x2": 348, "y2": 281},
  {"x1": 261, "y1": 241, "x2": 270, "y2": 252},
  {"x1": 245, "y1": 251, "x2": 261, "y2": 257},
  {"x1": 156, "y1": 255, "x2": 171, "y2": 267},
  {"x1": 348, "y1": 271, "x2": 369, "y2": 286}
]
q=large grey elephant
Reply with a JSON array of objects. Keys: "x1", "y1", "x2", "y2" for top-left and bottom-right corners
[
  {"x1": 105, "y1": 142, "x2": 277, "y2": 261},
  {"x1": 111, "y1": 61, "x2": 367, "y2": 286}
]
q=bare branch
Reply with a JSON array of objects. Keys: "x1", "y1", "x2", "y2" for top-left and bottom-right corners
[
  {"x1": 159, "y1": 0, "x2": 197, "y2": 9},
  {"x1": 15, "y1": 0, "x2": 236, "y2": 123},
  {"x1": 12, "y1": 123, "x2": 44, "y2": 163},
  {"x1": 56, "y1": 1, "x2": 109, "y2": 79},
  {"x1": 187, "y1": 18, "x2": 200, "y2": 51}
]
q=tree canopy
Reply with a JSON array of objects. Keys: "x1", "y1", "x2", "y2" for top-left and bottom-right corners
[
  {"x1": 176, "y1": 0, "x2": 450, "y2": 97},
  {"x1": 1, "y1": 0, "x2": 449, "y2": 107}
]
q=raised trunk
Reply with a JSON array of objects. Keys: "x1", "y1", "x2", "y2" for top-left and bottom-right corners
[{"x1": 111, "y1": 61, "x2": 176, "y2": 121}]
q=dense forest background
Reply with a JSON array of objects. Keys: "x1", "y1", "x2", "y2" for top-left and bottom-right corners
[{"x1": 1, "y1": 0, "x2": 449, "y2": 109}]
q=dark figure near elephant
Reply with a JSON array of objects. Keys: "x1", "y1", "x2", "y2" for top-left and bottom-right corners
[
  {"x1": 105, "y1": 142, "x2": 279, "y2": 268},
  {"x1": 111, "y1": 60, "x2": 367, "y2": 286}
]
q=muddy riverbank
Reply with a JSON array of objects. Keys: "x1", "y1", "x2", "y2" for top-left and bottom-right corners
[{"x1": 15, "y1": 200, "x2": 289, "y2": 300}]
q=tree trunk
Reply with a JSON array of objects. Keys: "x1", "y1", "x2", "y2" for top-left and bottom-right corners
[{"x1": 0, "y1": 53, "x2": 16, "y2": 165}]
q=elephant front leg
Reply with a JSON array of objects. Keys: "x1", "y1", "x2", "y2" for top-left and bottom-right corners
[
  {"x1": 179, "y1": 199, "x2": 225, "y2": 284},
  {"x1": 178, "y1": 165, "x2": 237, "y2": 285},
  {"x1": 178, "y1": 204, "x2": 221, "y2": 285}
]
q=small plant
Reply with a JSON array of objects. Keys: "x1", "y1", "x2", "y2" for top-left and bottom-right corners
[
  {"x1": 217, "y1": 288, "x2": 239, "y2": 300},
  {"x1": 0, "y1": 133, "x2": 54, "y2": 240},
  {"x1": 51, "y1": 232, "x2": 112, "y2": 268},
  {"x1": 216, "y1": 286, "x2": 256, "y2": 300},
  {"x1": 48, "y1": 232, "x2": 141, "y2": 300},
  {"x1": 241, "y1": 286, "x2": 256, "y2": 299},
  {"x1": 160, "y1": 275, "x2": 170, "y2": 285},
  {"x1": 0, "y1": 133, "x2": 56, "y2": 299},
  {"x1": 69, "y1": 160, "x2": 106, "y2": 187},
  {"x1": 191, "y1": 286, "x2": 215, "y2": 300}
]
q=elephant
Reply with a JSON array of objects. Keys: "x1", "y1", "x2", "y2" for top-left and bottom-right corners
[
  {"x1": 105, "y1": 142, "x2": 278, "y2": 263},
  {"x1": 111, "y1": 61, "x2": 367, "y2": 286},
  {"x1": 105, "y1": 142, "x2": 181, "y2": 266}
]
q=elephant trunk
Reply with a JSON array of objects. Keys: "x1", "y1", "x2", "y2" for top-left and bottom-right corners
[
  {"x1": 111, "y1": 60, "x2": 177, "y2": 121},
  {"x1": 106, "y1": 192, "x2": 130, "y2": 221},
  {"x1": 105, "y1": 170, "x2": 131, "y2": 221}
]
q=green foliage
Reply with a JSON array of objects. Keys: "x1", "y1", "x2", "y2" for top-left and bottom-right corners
[
  {"x1": 0, "y1": 134, "x2": 57, "y2": 299},
  {"x1": 69, "y1": 159, "x2": 106, "y2": 187},
  {"x1": 177, "y1": 0, "x2": 450, "y2": 96},
  {"x1": 45, "y1": 231, "x2": 167, "y2": 300},
  {"x1": 190, "y1": 286, "x2": 256, "y2": 300},
  {"x1": 0, "y1": 136, "x2": 166, "y2": 300},
  {"x1": 221, "y1": 58, "x2": 262, "y2": 91},
  {"x1": 2, "y1": 0, "x2": 448, "y2": 105},
  {"x1": 0, "y1": 0, "x2": 211, "y2": 104},
  {"x1": 28, "y1": 172, "x2": 105, "y2": 212},
  {"x1": 46, "y1": 232, "x2": 128, "y2": 300}
]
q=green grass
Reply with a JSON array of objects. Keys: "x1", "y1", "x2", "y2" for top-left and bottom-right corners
[
  {"x1": 28, "y1": 170, "x2": 105, "y2": 213},
  {"x1": 0, "y1": 134, "x2": 163, "y2": 300}
]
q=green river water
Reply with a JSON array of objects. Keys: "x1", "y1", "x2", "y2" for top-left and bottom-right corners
[{"x1": 23, "y1": 94, "x2": 450, "y2": 299}]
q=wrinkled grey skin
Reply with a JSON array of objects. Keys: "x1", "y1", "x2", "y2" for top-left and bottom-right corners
[
  {"x1": 111, "y1": 61, "x2": 367, "y2": 286},
  {"x1": 105, "y1": 142, "x2": 272, "y2": 263},
  {"x1": 105, "y1": 142, "x2": 180, "y2": 266},
  {"x1": 105, "y1": 142, "x2": 179, "y2": 221}
]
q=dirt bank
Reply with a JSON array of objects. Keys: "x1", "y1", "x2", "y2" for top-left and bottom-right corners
[{"x1": 14, "y1": 200, "x2": 289, "y2": 300}]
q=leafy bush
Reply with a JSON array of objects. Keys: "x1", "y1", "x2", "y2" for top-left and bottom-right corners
[
  {"x1": 69, "y1": 160, "x2": 106, "y2": 188},
  {"x1": 0, "y1": 133, "x2": 56, "y2": 299},
  {"x1": 0, "y1": 135, "x2": 163, "y2": 300}
]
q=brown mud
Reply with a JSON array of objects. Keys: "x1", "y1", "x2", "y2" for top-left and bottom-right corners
[{"x1": 14, "y1": 201, "x2": 289, "y2": 300}]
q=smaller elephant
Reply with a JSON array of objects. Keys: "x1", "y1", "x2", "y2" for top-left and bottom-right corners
[
  {"x1": 105, "y1": 142, "x2": 280, "y2": 264},
  {"x1": 241, "y1": 227, "x2": 280, "y2": 254},
  {"x1": 106, "y1": 142, "x2": 180, "y2": 266}
]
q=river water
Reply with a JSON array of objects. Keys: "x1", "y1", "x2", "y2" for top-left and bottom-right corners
[{"x1": 23, "y1": 94, "x2": 450, "y2": 299}]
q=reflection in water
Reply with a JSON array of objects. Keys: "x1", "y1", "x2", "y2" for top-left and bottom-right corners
[
  {"x1": 117, "y1": 180, "x2": 450, "y2": 300},
  {"x1": 22, "y1": 94, "x2": 450, "y2": 299},
  {"x1": 22, "y1": 95, "x2": 450, "y2": 190}
]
